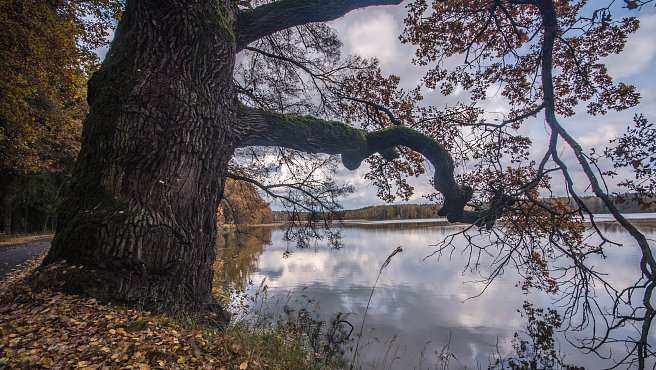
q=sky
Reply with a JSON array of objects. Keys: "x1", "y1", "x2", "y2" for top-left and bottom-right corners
[{"x1": 323, "y1": 1, "x2": 656, "y2": 209}]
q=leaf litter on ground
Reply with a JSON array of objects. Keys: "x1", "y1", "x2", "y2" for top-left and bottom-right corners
[{"x1": 0, "y1": 253, "x2": 299, "y2": 369}]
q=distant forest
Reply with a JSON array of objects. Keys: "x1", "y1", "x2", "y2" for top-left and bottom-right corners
[
  {"x1": 565, "y1": 194, "x2": 655, "y2": 214},
  {"x1": 271, "y1": 194, "x2": 656, "y2": 222}
]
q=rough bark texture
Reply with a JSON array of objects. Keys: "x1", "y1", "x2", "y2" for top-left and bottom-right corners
[{"x1": 45, "y1": 0, "x2": 237, "y2": 318}]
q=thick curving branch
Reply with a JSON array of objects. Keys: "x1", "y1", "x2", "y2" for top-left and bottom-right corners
[
  {"x1": 236, "y1": 0, "x2": 402, "y2": 51},
  {"x1": 234, "y1": 105, "x2": 496, "y2": 224}
]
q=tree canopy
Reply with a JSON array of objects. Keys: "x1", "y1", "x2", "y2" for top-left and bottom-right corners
[
  {"x1": 0, "y1": 0, "x2": 122, "y2": 234},
  {"x1": 218, "y1": 178, "x2": 272, "y2": 225},
  {"x1": 0, "y1": 0, "x2": 121, "y2": 175}
]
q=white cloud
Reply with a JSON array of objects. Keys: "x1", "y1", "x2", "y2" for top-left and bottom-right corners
[
  {"x1": 577, "y1": 123, "x2": 618, "y2": 149},
  {"x1": 343, "y1": 11, "x2": 401, "y2": 68},
  {"x1": 604, "y1": 14, "x2": 656, "y2": 78}
]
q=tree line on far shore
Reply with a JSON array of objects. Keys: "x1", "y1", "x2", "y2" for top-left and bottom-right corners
[{"x1": 270, "y1": 193, "x2": 656, "y2": 222}]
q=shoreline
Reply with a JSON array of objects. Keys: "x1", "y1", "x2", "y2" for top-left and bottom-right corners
[{"x1": 253, "y1": 214, "x2": 656, "y2": 228}]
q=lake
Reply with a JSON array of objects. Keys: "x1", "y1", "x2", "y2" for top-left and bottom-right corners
[{"x1": 215, "y1": 218, "x2": 656, "y2": 369}]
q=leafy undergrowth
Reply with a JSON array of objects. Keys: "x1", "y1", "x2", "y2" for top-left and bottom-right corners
[{"x1": 0, "y1": 256, "x2": 330, "y2": 369}]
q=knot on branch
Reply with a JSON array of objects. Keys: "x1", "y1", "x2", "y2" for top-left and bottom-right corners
[
  {"x1": 438, "y1": 185, "x2": 473, "y2": 221},
  {"x1": 341, "y1": 152, "x2": 365, "y2": 170},
  {"x1": 340, "y1": 139, "x2": 398, "y2": 170},
  {"x1": 471, "y1": 191, "x2": 515, "y2": 229},
  {"x1": 379, "y1": 147, "x2": 400, "y2": 161}
]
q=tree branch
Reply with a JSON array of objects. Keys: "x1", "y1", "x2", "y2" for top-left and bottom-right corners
[
  {"x1": 234, "y1": 105, "x2": 499, "y2": 224},
  {"x1": 236, "y1": 0, "x2": 402, "y2": 51},
  {"x1": 338, "y1": 95, "x2": 402, "y2": 126},
  {"x1": 534, "y1": 1, "x2": 655, "y2": 366},
  {"x1": 228, "y1": 172, "x2": 328, "y2": 213}
]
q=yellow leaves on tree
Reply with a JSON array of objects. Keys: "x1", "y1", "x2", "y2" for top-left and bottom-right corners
[
  {"x1": 0, "y1": 0, "x2": 121, "y2": 175},
  {"x1": 218, "y1": 179, "x2": 272, "y2": 226}
]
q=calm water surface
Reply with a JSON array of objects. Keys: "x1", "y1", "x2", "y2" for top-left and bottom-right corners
[{"x1": 215, "y1": 219, "x2": 656, "y2": 369}]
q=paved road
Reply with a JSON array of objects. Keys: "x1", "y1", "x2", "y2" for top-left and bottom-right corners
[{"x1": 0, "y1": 236, "x2": 52, "y2": 278}]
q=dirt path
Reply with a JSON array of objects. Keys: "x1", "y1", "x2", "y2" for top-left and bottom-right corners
[{"x1": 0, "y1": 235, "x2": 52, "y2": 278}]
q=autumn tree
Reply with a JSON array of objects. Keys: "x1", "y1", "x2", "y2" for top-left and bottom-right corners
[
  {"x1": 217, "y1": 178, "x2": 272, "y2": 225},
  {"x1": 40, "y1": 0, "x2": 655, "y2": 366},
  {"x1": 0, "y1": 0, "x2": 122, "y2": 234}
]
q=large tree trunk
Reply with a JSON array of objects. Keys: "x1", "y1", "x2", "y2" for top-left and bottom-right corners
[{"x1": 44, "y1": 0, "x2": 237, "y2": 319}]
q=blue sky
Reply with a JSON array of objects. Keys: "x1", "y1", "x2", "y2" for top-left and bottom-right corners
[{"x1": 328, "y1": 2, "x2": 656, "y2": 209}]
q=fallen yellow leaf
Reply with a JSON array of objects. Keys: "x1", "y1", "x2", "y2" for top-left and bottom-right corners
[
  {"x1": 40, "y1": 357, "x2": 53, "y2": 366},
  {"x1": 132, "y1": 352, "x2": 145, "y2": 362},
  {"x1": 240, "y1": 361, "x2": 249, "y2": 369}
]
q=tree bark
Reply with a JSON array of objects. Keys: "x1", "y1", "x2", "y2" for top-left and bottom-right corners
[
  {"x1": 236, "y1": 0, "x2": 402, "y2": 50},
  {"x1": 45, "y1": 0, "x2": 237, "y2": 318}
]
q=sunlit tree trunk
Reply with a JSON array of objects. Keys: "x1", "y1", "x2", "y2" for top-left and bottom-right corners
[{"x1": 45, "y1": 0, "x2": 237, "y2": 318}]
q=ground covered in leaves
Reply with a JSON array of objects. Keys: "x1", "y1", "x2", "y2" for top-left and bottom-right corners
[{"x1": 0, "y1": 255, "x2": 327, "y2": 369}]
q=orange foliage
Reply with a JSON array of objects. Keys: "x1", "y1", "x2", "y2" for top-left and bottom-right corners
[{"x1": 218, "y1": 179, "x2": 272, "y2": 226}]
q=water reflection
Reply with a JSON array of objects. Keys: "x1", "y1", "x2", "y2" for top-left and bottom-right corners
[
  {"x1": 214, "y1": 221, "x2": 656, "y2": 369},
  {"x1": 214, "y1": 227, "x2": 271, "y2": 290}
]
